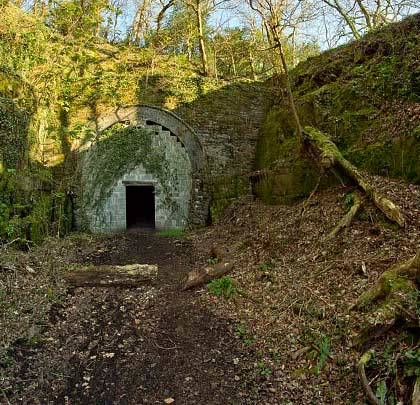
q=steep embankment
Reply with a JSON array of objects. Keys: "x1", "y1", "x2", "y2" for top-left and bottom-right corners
[{"x1": 256, "y1": 14, "x2": 420, "y2": 204}]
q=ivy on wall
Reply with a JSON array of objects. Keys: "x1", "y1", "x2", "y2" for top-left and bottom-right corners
[
  {"x1": 82, "y1": 125, "x2": 180, "y2": 214},
  {"x1": 0, "y1": 98, "x2": 30, "y2": 169}
]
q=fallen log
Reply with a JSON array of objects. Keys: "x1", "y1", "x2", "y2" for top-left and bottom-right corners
[
  {"x1": 181, "y1": 246, "x2": 233, "y2": 291},
  {"x1": 324, "y1": 191, "x2": 363, "y2": 241},
  {"x1": 303, "y1": 126, "x2": 406, "y2": 228},
  {"x1": 64, "y1": 263, "x2": 158, "y2": 287},
  {"x1": 181, "y1": 262, "x2": 233, "y2": 291}
]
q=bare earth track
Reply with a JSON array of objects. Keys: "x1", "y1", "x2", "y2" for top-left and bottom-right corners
[{"x1": 3, "y1": 230, "x2": 271, "y2": 404}]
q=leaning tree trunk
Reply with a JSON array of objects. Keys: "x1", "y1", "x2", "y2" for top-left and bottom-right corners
[{"x1": 303, "y1": 126, "x2": 406, "y2": 228}]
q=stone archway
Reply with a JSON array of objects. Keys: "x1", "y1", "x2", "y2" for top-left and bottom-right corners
[
  {"x1": 93, "y1": 105, "x2": 206, "y2": 173},
  {"x1": 78, "y1": 105, "x2": 208, "y2": 232}
]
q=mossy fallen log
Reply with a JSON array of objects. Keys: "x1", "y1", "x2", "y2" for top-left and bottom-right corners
[
  {"x1": 352, "y1": 250, "x2": 420, "y2": 348},
  {"x1": 303, "y1": 126, "x2": 406, "y2": 228},
  {"x1": 64, "y1": 264, "x2": 158, "y2": 287},
  {"x1": 181, "y1": 246, "x2": 233, "y2": 291}
]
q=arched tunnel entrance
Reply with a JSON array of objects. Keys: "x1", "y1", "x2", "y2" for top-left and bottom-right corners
[{"x1": 78, "y1": 105, "x2": 208, "y2": 233}]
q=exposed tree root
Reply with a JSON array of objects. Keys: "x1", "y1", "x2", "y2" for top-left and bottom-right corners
[
  {"x1": 181, "y1": 246, "x2": 233, "y2": 291},
  {"x1": 303, "y1": 127, "x2": 406, "y2": 228},
  {"x1": 353, "y1": 251, "x2": 420, "y2": 402},
  {"x1": 64, "y1": 264, "x2": 158, "y2": 287},
  {"x1": 413, "y1": 376, "x2": 420, "y2": 405},
  {"x1": 358, "y1": 350, "x2": 382, "y2": 405},
  {"x1": 324, "y1": 192, "x2": 363, "y2": 241},
  {"x1": 355, "y1": 250, "x2": 420, "y2": 310}
]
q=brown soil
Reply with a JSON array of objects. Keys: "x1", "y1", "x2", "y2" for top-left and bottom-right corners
[{"x1": 2, "y1": 229, "x2": 273, "y2": 404}]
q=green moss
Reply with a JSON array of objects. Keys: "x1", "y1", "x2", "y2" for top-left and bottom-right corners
[
  {"x1": 0, "y1": 97, "x2": 30, "y2": 168},
  {"x1": 255, "y1": 111, "x2": 320, "y2": 205},
  {"x1": 0, "y1": 165, "x2": 71, "y2": 246},
  {"x1": 210, "y1": 176, "x2": 251, "y2": 221}
]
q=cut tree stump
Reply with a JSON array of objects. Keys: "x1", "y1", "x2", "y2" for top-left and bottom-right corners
[
  {"x1": 64, "y1": 264, "x2": 158, "y2": 287},
  {"x1": 181, "y1": 246, "x2": 233, "y2": 290},
  {"x1": 303, "y1": 126, "x2": 406, "y2": 228}
]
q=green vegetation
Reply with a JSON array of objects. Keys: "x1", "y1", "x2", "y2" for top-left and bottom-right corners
[
  {"x1": 344, "y1": 193, "x2": 355, "y2": 211},
  {"x1": 235, "y1": 325, "x2": 256, "y2": 346},
  {"x1": 0, "y1": 166, "x2": 72, "y2": 245},
  {"x1": 257, "y1": 361, "x2": 273, "y2": 378},
  {"x1": 314, "y1": 334, "x2": 331, "y2": 376},
  {"x1": 207, "y1": 257, "x2": 219, "y2": 265},
  {"x1": 403, "y1": 348, "x2": 420, "y2": 377},
  {"x1": 259, "y1": 261, "x2": 274, "y2": 272},
  {"x1": 156, "y1": 229, "x2": 186, "y2": 238},
  {"x1": 207, "y1": 276, "x2": 236, "y2": 299}
]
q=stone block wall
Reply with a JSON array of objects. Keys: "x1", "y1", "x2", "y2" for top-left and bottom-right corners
[
  {"x1": 81, "y1": 127, "x2": 192, "y2": 233},
  {"x1": 175, "y1": 81, "x2": 273, "y2": 177}
]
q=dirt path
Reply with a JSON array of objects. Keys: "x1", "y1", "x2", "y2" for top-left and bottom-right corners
[{"x1": 6, "y1": 230, "x2": 267, "y2": 404}]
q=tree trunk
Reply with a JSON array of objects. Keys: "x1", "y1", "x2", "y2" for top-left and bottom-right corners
[
  {"x1": 270, "y1": 25, "x2": 303, "y2": 141},
  {"x1": 321, "y1": 0, "x2": 362, "y2": 39},
  {"x1": 131, "y1": 0, "x2": 150, "y2": 46},
  {"x1": 195, "y1": 0, "x2": 209, "y2": 76},
  {"x1": 64, "y1": 264, "x2": 158, "y2": 287},
  {"x1": 249, "y1": 49, "x2": 257, "y2": 80},
  {"x1": 303, "y1": 126, "x2": 406, "y2": 227}
]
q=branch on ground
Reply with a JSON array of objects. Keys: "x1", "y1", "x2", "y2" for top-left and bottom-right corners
[
  {"x1": 324, "y1": 191, "x2": 363, "y2": 241},
  {"x1": 358, "y1": 350, "x2": 381, "y2": 405},
  {"x1": 181, "y1": 246, "x2": 233, "y2": 291}
]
